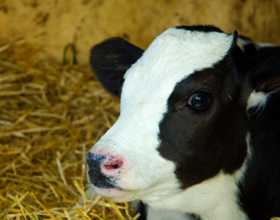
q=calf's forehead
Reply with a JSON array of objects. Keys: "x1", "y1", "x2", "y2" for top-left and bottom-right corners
[{"x1": 121, "y1": 27, "x2": 234, "y2": 108}]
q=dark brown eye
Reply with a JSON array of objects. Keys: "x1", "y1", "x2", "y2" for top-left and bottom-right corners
[{"x1": 188, "y1": 92, "x2": 212, "y2": 111}]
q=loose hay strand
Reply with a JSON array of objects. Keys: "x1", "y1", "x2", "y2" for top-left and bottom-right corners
[
  {"x1": 56, "y1": 151, "x2": 68, "y2": 185},
  {"x1": 107, "y1": 199, "x2": 125, "y2": 220},
  {"x1": 73, "y1": 180, "x2": 88, "y2": 201},
  {"x1": 31, "y1": 192, "x2": 59, "y2": 220},
  {"x1": 76, "y1": 204, "x2": 92, "y2": 220},
  {"x1": 16, "y1": 195, "x2": 28, "y2": 220}
]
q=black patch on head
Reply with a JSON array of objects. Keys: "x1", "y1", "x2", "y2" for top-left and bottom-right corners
[
  {"x1": 86, "y1": 153, "x2": 119, "y2": 189},
  {"x1": 158, "y1": 55, "x2": 249, "y2": 189},
  {"x1": 176, "y1": 25, "x2": 223, "y2": 33}
]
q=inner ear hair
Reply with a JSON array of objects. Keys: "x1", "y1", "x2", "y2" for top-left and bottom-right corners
[{"x1": 255, "y1": 76, "x2": 280, "y2": 93}]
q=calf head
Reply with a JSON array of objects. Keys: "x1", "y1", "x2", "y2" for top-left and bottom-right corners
[{"x1": 86, "y1": 26, "x2": 280, "y2": 212}]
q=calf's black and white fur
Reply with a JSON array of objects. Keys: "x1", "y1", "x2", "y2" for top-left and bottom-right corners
[{"x1": 86, "y1": 25, "x2": 280, "y2": 220}]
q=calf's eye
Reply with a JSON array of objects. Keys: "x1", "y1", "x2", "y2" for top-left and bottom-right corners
[{"x1": 188, "y1": 92, "x2": 212, "y2": 111}]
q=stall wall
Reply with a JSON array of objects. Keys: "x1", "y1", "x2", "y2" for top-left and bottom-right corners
[{"x1": 0, "y1": 0, "x2": 279, "y2": 63}]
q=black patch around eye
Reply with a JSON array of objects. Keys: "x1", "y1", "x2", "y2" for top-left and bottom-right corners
[{"x1": 188, "y1": 92, "x2": 212, "y2": 111}]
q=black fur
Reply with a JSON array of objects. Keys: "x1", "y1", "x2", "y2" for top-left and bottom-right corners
[
  {"x1": 259, "y1": 46, "x2": 280, "y2": 62},
  {"x1": 239, "y1": 55, "x2": 280, "y2": 220},
  {"x1": 239, "y1": 93, "x2": 280, "y2": 220},
  {"x1": 131, "y1": 201, "x2": 147, "y2": 220},
  {"x1": 251, "y1": 54, "x2": 280, "y2": 92},
  {"x1": 90, "y1": 37, "x2": 143, "y2": 96},
  {"x1": 176, "y1": 25, "x2": 223, "y2": 33},
  {"x1": 228, "y1": 34, "x2": 258, "y2": 83},
  {"x1": 158, "y1": 52, "x2": 249, "y2": 189},
  {"x1": 238, "y1": 35, "x2": 260, "y2": 59}
]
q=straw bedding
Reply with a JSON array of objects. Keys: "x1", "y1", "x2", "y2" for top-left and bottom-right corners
[{"x1": 0, "y1": 39, "x2": 139, "y2": 219}]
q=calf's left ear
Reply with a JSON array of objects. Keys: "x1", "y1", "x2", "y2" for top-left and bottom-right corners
[
  {"x1": 251, "y1": 54, "x2": 280, "y2": 93},
  {"x1": 229, "y1": 33, "x2": 280, "y2": 94},
  {"x1": 90, "y1": 37, "x2": 144, "y2": 96}
]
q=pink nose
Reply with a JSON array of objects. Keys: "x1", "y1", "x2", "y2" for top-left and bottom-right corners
[{"x1": 101, "y1": 155, "x2": 126, "y2": 176}]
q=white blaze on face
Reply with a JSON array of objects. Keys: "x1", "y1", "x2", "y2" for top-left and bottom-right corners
[{"x1": 91, "y1": 27, "x2": 234, "y2": 202}]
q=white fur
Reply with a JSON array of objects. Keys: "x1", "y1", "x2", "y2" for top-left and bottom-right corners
[
  {"x1": 247, "y1": 90, "x2": 268, "y2": 111},
  {"x1": 143, "y1": 171, "x2": 248, "y2": 220},
  {"x1": 257, "y1": 42, "x2": 275, "y2": 48},
  {"x1": 147, "y1": 206, "x2": 195, "y2": 220},
  {"x1": 89, "y1": 27, "x2": 241, "y2": 218}
]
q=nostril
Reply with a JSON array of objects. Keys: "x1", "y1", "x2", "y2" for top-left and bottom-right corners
[
  {"x1": 86, "y1": 150, "x2": 127, "y2": 178},
  {"x1": 102, "y1": 156, "x2": 125, "y2": 173},
  {"x1": 104, "y1": 160, "x2": 123, "y2": 170}
]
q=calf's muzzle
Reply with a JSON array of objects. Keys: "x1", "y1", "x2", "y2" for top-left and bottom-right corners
[{"x1": 86, "y1": 151, "x2": 127, "y2": 189}]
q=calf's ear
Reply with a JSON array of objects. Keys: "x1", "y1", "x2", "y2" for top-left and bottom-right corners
[
  {"x1": 228, "y1": 32, "x2": 258, "y2": 83},
  {"x1": 90, "y1": 37, "x2": 144, "y2": 96},
  {"x1": 251, "y1": 54, "x2": 280, "y2": 93}
]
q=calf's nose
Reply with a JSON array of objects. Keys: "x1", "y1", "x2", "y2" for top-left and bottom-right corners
[
  {"x1": 86, "y1": 151, "x2": 127, "y2": 178},
  {"x1": 86, "y1": 152, "x2": 105, "y2": 170}
]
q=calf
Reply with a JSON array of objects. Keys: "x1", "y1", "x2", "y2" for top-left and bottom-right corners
[{"x1": 86, "y1": 25, "x2": 280, "y2": 220}]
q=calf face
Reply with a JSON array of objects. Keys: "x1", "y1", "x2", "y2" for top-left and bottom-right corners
[{"x1": 87, "y1": 25, "x2": 280, "y2": 218}]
